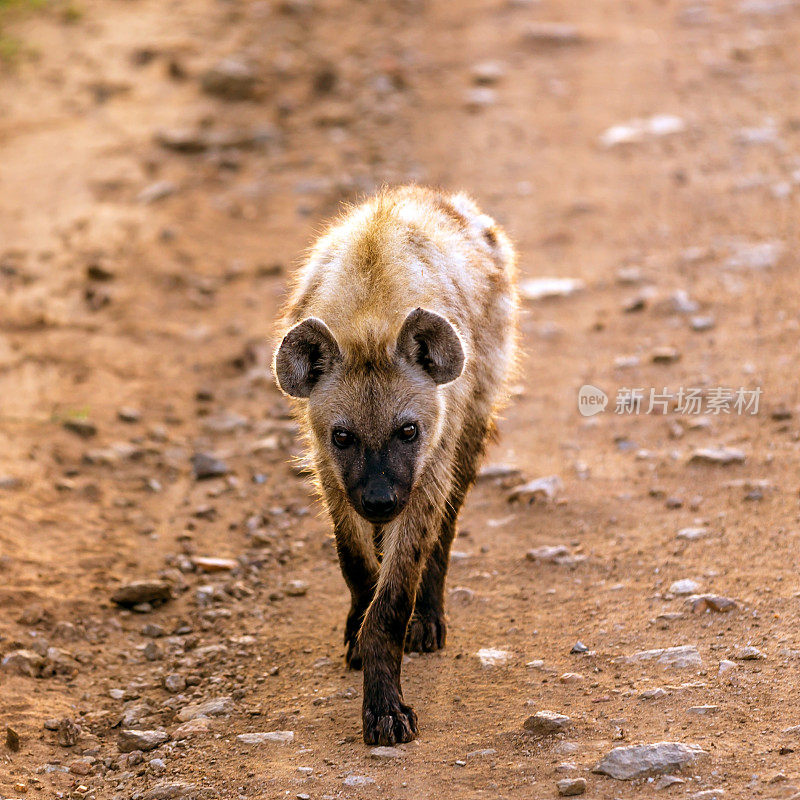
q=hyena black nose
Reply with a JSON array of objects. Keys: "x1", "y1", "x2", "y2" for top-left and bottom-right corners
[{"x1": 361, "y1": 485, "x2": 398, "y2": 519}]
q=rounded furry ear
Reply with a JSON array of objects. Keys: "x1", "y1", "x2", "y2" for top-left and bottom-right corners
[
  {"x1": 274, "y1": 318, "x2": 341, "y2": 398},
  {"x1": 395, "y1": 307, "x2": 465, "y2": 385}
]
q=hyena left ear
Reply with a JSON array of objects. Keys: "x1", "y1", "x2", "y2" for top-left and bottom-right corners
[
  {"x1": 395, "y1": 307, "x2": 465, "y2": 385},
  {"x1": 273, "y1": 317, "x2": 341, "y2": 398}
]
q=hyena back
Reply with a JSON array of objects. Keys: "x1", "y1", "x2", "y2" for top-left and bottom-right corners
[{"x1": 273, "y1": 186, "x2": 518, "y2": 745}]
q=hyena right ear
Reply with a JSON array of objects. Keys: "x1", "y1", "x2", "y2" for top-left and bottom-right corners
[
  {"x1": 395, "y1": 307, "x2": 465, "y2": 385},
  {"x1": 273, "y1": 317, "x2": 341, "y2": 398}
]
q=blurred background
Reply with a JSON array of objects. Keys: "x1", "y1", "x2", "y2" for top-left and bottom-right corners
[{"x1": 1, "y1": 0, "x2": 799, "y2": 796}]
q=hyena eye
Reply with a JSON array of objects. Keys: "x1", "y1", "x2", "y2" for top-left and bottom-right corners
[
  {"x1": 396, "y1": 422, "x2": 418, "y2": 443},
  {"x1": 332, "y1": 429, "x2": 355, "y2": 449}
]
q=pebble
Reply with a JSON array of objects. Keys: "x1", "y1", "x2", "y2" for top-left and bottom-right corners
[
  {"x1": 142, "y1": 782, "x2": 198, "y2": 799},
  {"x1": 557, "y1": 777, "x2": 587, "y2": 796},
  {"x1": 449, "y1": 586, "x2": 475, "y2": 604},
  {"x1": 343, "y1": 775, "x2": 375, "y2": 787},
  {"x1": 2, "y1": 649, "x2": 45, "y2": 677},
  {"x1": 519, "y1": 278, "x2": 584, "y2": 301},
  {"x1": 523, "y1": 22, "x2": 585, "y2": 47},
  {"x1": 236, "y1": 730, "x2": 294, "y2": 744},
  {"x1": 177, "y1": 696, "x2": 233, "y2": 722},
  {"x1": 137, "y1": 180, "x2": 177, "y2": 204},
  {"x1": 285, "y1": 579, "x2": 309, "y2": 596},
  {"x1": 464, "y1": 87, "x2": 497, "y2": 111},
  {"x1": 616, "y1": 645, "x2": 702, "y2": 669},
  {"x1": 559, "y1": 672, "x2": 584, "y2": 683},
  {"x1": 600, "y1": 114, "x2": 686, "y2": 147},
  {"x1": 172, "y1": 717, "x2": 212, "y2": 739},
  {"x1": 640, "y1": 687, "x2": 668, "y2": 700},
  {"x1": 526, "y1": 545, "x2": 584, "y2": 566},
  {"x1": 6, "y1": 726, "x2": 20, "y2": 751},
  {"x1": 119, "y1": 729, "x2": 169, "y2": 753},
  {"x1": 57, "y1": 717, "x2": 81, "y2": 747},
  {"x1": 718, "y1": 659, "x2": 738, "y2": 676},
  {"x1": 691, "y1": 791, "x2": 725, "y2": 799},
  {"x1": 190, "y1": 556, "x2": 238, "y2": 572},
  {"x1": 725, "y1": 240, "x2": 784, "y2": 271},
  {"x1": 689, "y1": 447, "x2": 746, "y2": 466},
  {"x1": 685, "y1": 594, "x2": 737, "y2": 613},
  {"x1": 523, "y1": 710, "x2": 572, "y2": 735},
  {"x1": 62, "y1": 418, "x2": 97, "y2": 438},
  {"x1": 509, "y1": 475, "x2": 563, "y2": 503},
  {"x1": 593, "y1": 741, "x2": 708, "y2": 780},
  {"x1": 471, "y1": 60, "x2": 505, "y2": 85},
  {"x1": 164, "y1": 674, "x2": 186, "y2": 693},
  {"x1": 654, "y1": 775, "x2": 685, "y2": 789},
  {"x1": 201, "y1": 57, "x2": 258, "y2": 100},
  {"x1": 677, "y1": 527, "x2": 710, "y2": 541},
  {"x1": 651, "y1": 346, "x2": 681, "y2": 364},
  {"x1": 111, "y1": 580, "x2": 171, "y2": 607},
  {"x1": 476, "y1": 648, "x2": 512, "y2": 667},
  {"x1": 733, "y1": 646, "x2": 764, "y2": 660},
  {"x1": 669, "y1": 578, "x2": 700, "y2": 596},
  {"x1": 370, "y1": 745, "x2": 403, "y2": 759},
  {"x1": 191, "y1": 452, "x2": 230, "y2": 480},
  {"x1": 687, "y1": 705, "x2": 718, "y2": 715},
  {"x1": 690, "y1": 315, "x2": 716, "y2": 332}
]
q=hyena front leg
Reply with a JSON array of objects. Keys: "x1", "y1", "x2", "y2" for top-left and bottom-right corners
[
  {"x1": 406, "y1": 418, "x2": 488, "y2": 653},
  {"x1": 358, "y1": 496, "x2": 438, "y2": 745},
  {"x1": 331, "y1": 512, "x2": 380, "y2": 670}
]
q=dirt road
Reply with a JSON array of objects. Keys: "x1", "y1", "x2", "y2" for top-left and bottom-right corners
[{"x1": 2, "y1": 0, "x2": 800, "y2": 797}]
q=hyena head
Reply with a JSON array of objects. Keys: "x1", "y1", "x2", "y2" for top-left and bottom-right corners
[{"x1": 274, "y1": 308, "x2": 465, "y2": 524}]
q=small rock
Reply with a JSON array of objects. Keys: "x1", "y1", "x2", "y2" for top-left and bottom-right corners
[
  {"x1": 236, "y1": 730, "x2": 294, "y2": 744},
  {"x1": 191, "y1": 452, "x2": 229, "y2": 480},
  {"x1": 2, "y1": 649, "x2": 45, "y2": 677},
  {"x1": 689, "y1": 447, "x2": 746, "y2": 466},
  {"x1": 464, "y1": 87, "x2": 497, "y2": 111},
  {"x1": 471, "y1": 60, "x2": 505, "y2": 85},
  {"x1": 137, "y1": 180, "x2": 177, "y2": 204},
  {"x1": 725, "y1": 240, "x2": 784, "y2": 271},
  {"x1": 285, "y1": 579, "x2": 309, "y2": 597},
  {"x1": 476, "y1": 648, "x2": 512, "y2": 667},
  {"x1": 639, "y1": 688, "x2": 668, "y2": 700},
  {"x1": 558, "y1": 777, "x2": 587, "y2": 796},
  {"x1": 164, "y1": 674, "x2": 186, "y2": 693},
  {"x1": 343, "y1": 775, "x2": 375, "y2": 787},
  {"x1": 559, "y1": 672, "x2": 584, "y2": 683},
  {"x1": 677, "y1": 527, "x2": 709, "y2": 541},
  {"x1": 523, "y1": 22, "x2": 585, "y2": 47},
  {"x1": 685, "y1": 594, "x2": 737, "y2": 613},
  {"x1": 201, "y1": 57, "x2": 258, "y2": 100},
  {"x1": 519, "y1": 278, "x2": 584, "y2": 301},
  {"x1": 690, "y1": 315, "x2": 716, "y2": 332},
  {"x1": 173, "y1": 717, "x2": 212, "y2": 739},
  {"x1": 600, "y1": 114, "x2": 686, "y2": 147},
  {"x1": 616, "y1": 645, "x2": 701, "y2": 669},
  {"x1": 62, "y1": 418, "x2": 97, "y2": 438},
  {"x1": 651, "y1": 346, "x2": 681, "y2": 364},
  {"x1": 525, "y1": 545, "x2": 576, "y2": 565},
  {"x1": 111, "y1": 580, "x2": 171, "y2": 607},
  {"x1": 118, "y1": 406, "x2": 142, "y2": 423},
  {"x1": 687, "y1": 705, "x2": 718, "y2": 715},
  {"x1": 524, "y1": 710, "x2": 571, "y2": 735},
  {"x1": 6, "y1": 726, "x2": 20, "y2": 751},
  {"x1": 449, "y1": 586, "x2": 475, "y2": 604},
  {"x1": 57, "y1": 717, "x2": 81, "y2": 747},
  {"x1": 190, "y1": 556, "x2": 238, "y2": 572},
  {"x1": 654, "y1": 775, "x2": 685, "y2": 789},
  {"x1": 177, "y1": 696, "x2": 233, "y2": 722},
  {"x1": 593, "y1": 741, "x2": 707, "y2": 780},
  {"x1": 669, "y1": 578, "x2": 700, "y2": 596},
  {"x1": 718, "y1": 659, "x2": 738, "y2": 676},
  {"x1": 733, "y1": 645, "x2": 764, "y2": 661},
  {"x1": 570, "y1": 641, "x2": 588, "y2": 654},
  {"x1": 509, "y1": 475, "x2": 563, "y2": 503},
  {"x1": 119, "y1": 729, "x2": 169, "y2": 753},
  {"x1": 370, "y1": 745, "x2": 403, "y2": 759}
]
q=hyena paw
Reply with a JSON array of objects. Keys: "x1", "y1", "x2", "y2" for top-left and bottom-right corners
[
  {"x1": 405, "y1": 609, "x2": 446, "y2": 653},
  {"x1": 363, "y1": 696, "x2": 418, "y2": 745}
]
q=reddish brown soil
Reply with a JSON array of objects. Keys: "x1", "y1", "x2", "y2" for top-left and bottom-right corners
[{"x1": 2, "y1": 0, "x2": 800, "y2": 797}]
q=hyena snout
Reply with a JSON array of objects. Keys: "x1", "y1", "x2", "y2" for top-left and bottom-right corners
[{"x1": 358, "y1": 478, "x2": 400, "y2": 522}]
